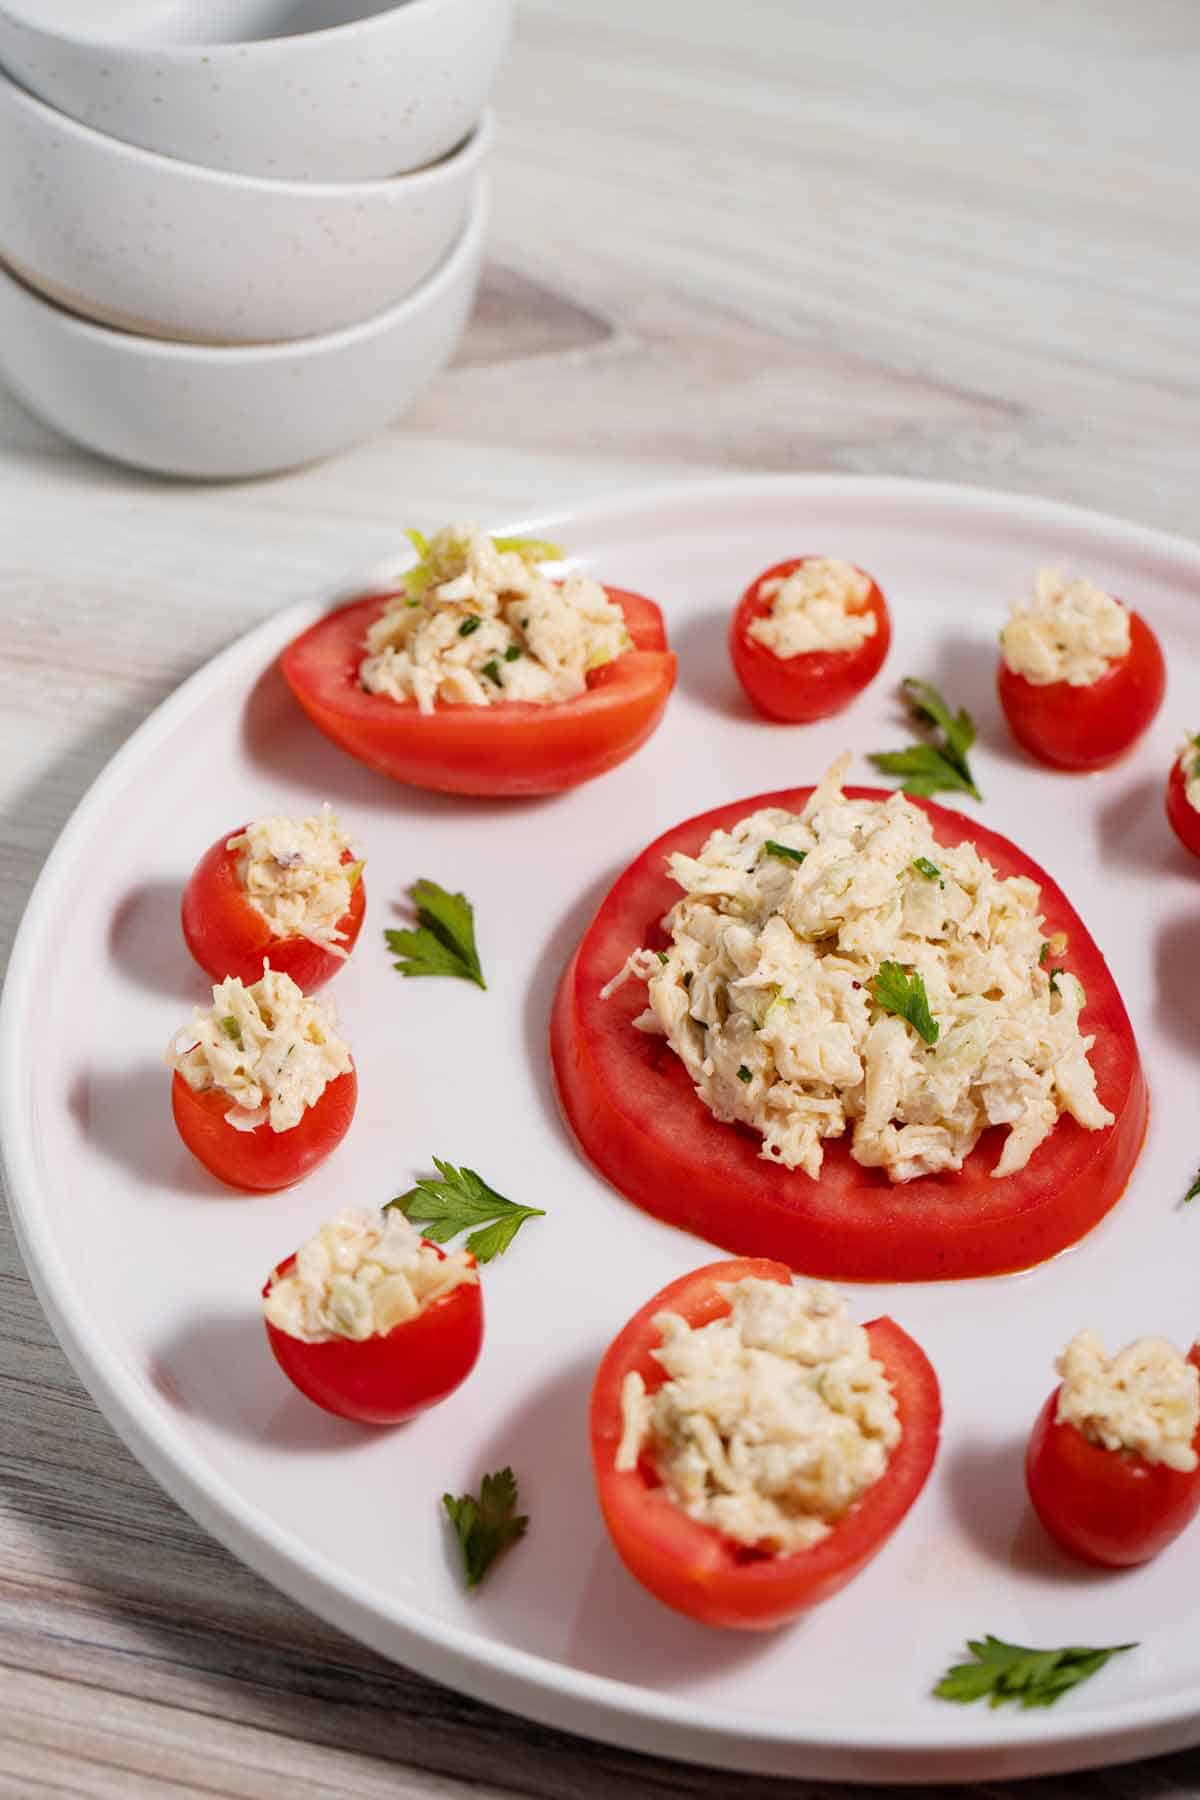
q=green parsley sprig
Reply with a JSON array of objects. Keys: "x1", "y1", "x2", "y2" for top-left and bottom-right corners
[
  {"x1": 390, "y1": 1159, "x2": 544, "y2": 1263},
  {"x1": 385, "y1": 879, "x2": 485, "y2": 988},
  {"x1": 871, "y1": 962, "x2": 939, "y2": 1045},
  {"x1": 443, "y1": 1467, "x2": 528, "y2": 1588},
  {"x1": 934, "y1": 1636, "x2": 1135, "y2": 1710},
  {"x1": 1184, "y1": 1167, "x2": 1200, "y2": 1204},
  {"x1": 870, "y1": 678, "x2": 982, "y2": 801}
]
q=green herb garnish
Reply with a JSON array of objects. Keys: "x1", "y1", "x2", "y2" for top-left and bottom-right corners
[
  {"x1": 481, "y1": 659, "x2": 502, "y2": 686},
  {"x1": 391, "y1": 1158, "x2": 544, "y2": 1263},
  {"x1": 458, "y1": 615, "x2": 482, "y2": 638},
  {"x1": 384, "y1": 879, "x2": 485, "y2": 988},
  {"x1": 763, "y1": 841, "x2": 808, "y2": 866},
  {"x1": 504, "y1": 644, "x2": 522, "y2": 661},
  {"x1": 934, "y1": 1636, "x2": 1135, "y2": 1710},
  {"x1": 912, "y1": 857, "x2": 943, "y2": 883},
  {"x1": 869, "y1": 678, "x2": 982, "y2": 801},
  {"x1": 1039, "y1": 940, "x2": 1050, "y2": 966},
  {"x1": 1184, "y1": 1168, "x2": 1200, "y2": 1203},
  {"x1": 218, "y1": 1016, "x2": 242, "y2": 1046},
  {"x1": 871, "y1": 962, "x2": 939, "y2": 1044},
  {"x1": 656, "y1": 950, "x2": 670, "y2": 965},
  {"x1": 736, "y1": 1064, "x2": 753, "y2": 1083},
  {"x1": 442, "y1": 1467, "x2": 528, "y2": 1588}
]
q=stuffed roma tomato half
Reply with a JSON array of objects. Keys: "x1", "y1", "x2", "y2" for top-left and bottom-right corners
[
  {"x1": 590, "y1": 1259, "x2": 940, "y2": 1628},
  {"x1": 281, "y1": 526, "x2": 676, "y2": 797},
  {"x1": 263, "y1": 1207, "x2": 483, "y2": 1425},
  {"x1": 730, "y1": 555, "x2": 891, "y2": 723},
  {"x1": 551, "y1": 759, "x2": 1147, "y2": 1281},
  {"x1": 1166, "y1": 737, "x2": 1200, "y2": 860},
  {"x1": 168, "y1": 965, "x2": 356, "y2": 1191},
  {"x1": 1026, "y1": 1330, "x2": 1200, "y2": 1567},
  {"x1": 997, "y1": 568, "x2": 1165, "y2": 772},
  {"x1": 182, "y1": 805, "x2": 365, "y2": 991}
]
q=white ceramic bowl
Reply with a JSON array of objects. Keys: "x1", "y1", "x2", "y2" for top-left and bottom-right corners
[
  {"x1": 0, "y1": 0, "x2": 511, "y2": 182},
  {"x1": 0, "y1": 63, "x2": 491, "y2": 345},
  {"x1": 0, "y1": 188, "x2": 485, "y2": 480}
]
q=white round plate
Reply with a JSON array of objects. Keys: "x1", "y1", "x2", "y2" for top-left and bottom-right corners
[{"x1": 4, "y1": 476, "x2": 1200, "y2": 1783}]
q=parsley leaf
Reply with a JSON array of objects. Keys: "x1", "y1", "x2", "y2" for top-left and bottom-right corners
[
  {"x1": 912, "y1": 857, "x2": 943, "y2": 883},
  {"x1": 481, "y1": 659, "x2": 502, "y2": 686},
  {"x1": 442, "y1": 1467, "x2": 528, "y2": 1588},
  {"x1": 390, "y1": 1158, "x2": 544, "y2": 1263},
  {"x1": 1184, "y1": 1167, "x2": 1200, "y2": 1204},
  {"x1": 934, "y1": 1636, "x2": 1135, "y2": 1710},
  {"x1": 385, "y1": 879, "x2": 486, "y2": 988},
  {"x1": 763, "y1": 840, "x2": 808, "y2": 866},
  {"x1": 736, "y1": 1064, "x2": 753, "y2": 1083},
  {"x1": 458, "y1": 615, "x2": 482, "y2": 637},
  {"x1": 504, "y1": 644, "x2": 522, "y2": 661},
  {"x1": 871, "y1": 961, "x2": 939, "y2": 1044},
  {"x1": 869, "y1": 678, "x2": 982, "y2": 801}
]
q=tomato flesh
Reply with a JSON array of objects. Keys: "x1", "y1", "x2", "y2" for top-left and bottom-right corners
[
  {"x1": 280, "y1": 588, "x2": 676, "y2": 797},
  {"x1": 181, "y1": 829, "x2": 365, "y2": 991},
  {"x1": 589, "y1": 1258, "x2": 941, "y2": 1628},
  {"x1": 171, "y1": 1067, "x2": 356, "y2": 1192},
  {"x1": 263, "y1": 1248, "x2": 483, "y2": 1425},
  {"x1": 997, "y1": 610, "x2": 1165, "y2": 772},
  {"x1": 1166, "y1": 755, "x2": 1200, "y2": 860},
  {"x1": 551, "y1": 785, "x2": 1147, "y2": 1281},
  {"x1": 729, "y1": 558, "x2": 891, "y2": 723},
  {"x1": 1025, "y1": 1349, "x2": 1200, "y2": 1567}
]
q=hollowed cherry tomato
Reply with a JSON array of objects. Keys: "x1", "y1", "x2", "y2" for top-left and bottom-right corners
[
  {"x1": 729, "y1": 558, "x2": 891, "y2": 723},
  {"x1": 997, "y1": 611, "x2": 1165, "y2": 772},
  {"x1": 181, "y1": 828, "x2": 364, "y2": 991},
  {"x1": 171, "y1": 1066, "x2": 356, "y2": 1192}
]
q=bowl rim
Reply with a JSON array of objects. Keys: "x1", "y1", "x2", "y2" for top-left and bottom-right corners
[
  {"x1": 0, "y1": 0, "x2": 506, "y2": 59},
  {"x1": 0, "y1": 58, "x2": 495, "y2": 195},
  {"x1": 0, "y1": 181, "x2": 488, "y2": 365}
]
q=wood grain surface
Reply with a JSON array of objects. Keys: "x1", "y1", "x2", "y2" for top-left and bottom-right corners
[{"x1": 3, "y1": 0, "x2": 1200, "y2": 1792}]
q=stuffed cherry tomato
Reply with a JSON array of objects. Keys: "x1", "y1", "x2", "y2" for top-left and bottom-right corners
[
  {"x1": 281, "y1": 526, "x2": 676, "y2": 797},
  {"x1": 263, "y1": 1208, "x2": 483, "y2": 1425},
  {"x1": 1025, "y1": 1331, "x2": 1200, "y2": 1567},
  {"x1": 1166, "y1": 739, "x2": 1200, "y2": 859},
  {"x1": 181, "y1": 807, "x2": 365, "y2": 991},
  {"x1": 168, "y1": 966, "x2": 356, "y2": 1192},
  {"x1": 590, "y1": 1259, "x2": 940, "y2": 1628},
  {"x1": 551, "y1": 772, "x2": 1146, "y2": 1282},
  {"x1": 729, "y1": 556, "x2": 890, "y2": 723},
  {"x1": 997, "y1": 568, "x2": 1164, "y2": 772}
]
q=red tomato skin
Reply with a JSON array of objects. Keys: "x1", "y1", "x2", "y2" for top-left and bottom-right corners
[
  {"x1": 1166, "y1": 756, "x2": 1200, "y2": 859},
  {"x1": 181, "y1": 831, "x2": 365, "y2": 991},
  {"x1": 279, "y1": 588, "x2": 676, "y2": 797},
  {"x1": 551, "y1": 786, "x2": 1148, "y2": 1282},
  {"x1": 589, "y1": 1259, "x2": 941, "y2": 1629},
  {"x1": 171, "y1": 1067, "x2": 357, "y2": 1192},
  {"x1": 729, "y1": 558, "x2": 891, "y2": 722},
  {"x1": 262, "y1": 1249, "x2": 484, "y2": 1425},
  {"x1": 1025, "y1": 1350, "x2": 1200, "y2": 1568},
  {"x1": 996, "y1": 611, "x2": 1165, "y2": 772}
]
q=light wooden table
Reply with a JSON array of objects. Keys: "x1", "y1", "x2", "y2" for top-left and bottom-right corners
[{"x1": 2, "y1": 1, "x2": 1199, "y2": 1792}]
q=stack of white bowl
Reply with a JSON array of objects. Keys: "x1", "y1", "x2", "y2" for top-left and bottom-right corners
[{"x1": 0, "y1": 0, "x2": 508, "y2": 478}]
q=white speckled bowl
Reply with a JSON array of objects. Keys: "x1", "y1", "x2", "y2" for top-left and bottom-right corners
[
  {"x1": 0, "y1": 188, "x2": 485, "y2": 480},
  {"x1": 0, "y1": 0, "x2": 511, "y2": 182},
  {"x1": 0, "y1": 63, "x2": 491, "y2": 345}
]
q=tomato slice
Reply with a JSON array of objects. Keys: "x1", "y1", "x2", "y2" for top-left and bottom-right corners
[
  {"x1": 262, "y1": 1247, "x2": 483, "y2": 1425},
  {"x1": 171, "y1": 1067, "x2": 357, "y2": 1192},
  {"x1": 551, "y1": 785, "x2": 1147, "y2": 1281},
  {"x1": 728, "y1": 558, "x2": 891, "y2": 723},
  {"x1": 279, "y1": 588, "x2": 676, "y2": 797},
  {"x1": 1025, "y1": 1348, "x2": 1200, "y2": 1567},
  {"x1": 1166, "y1": 754, "x2": 1200, "y2": 860},
  {"x1": 996, "y1": 611, "x2": 1165, "y2": 772},
  {"x1": 181, "y1": 829, "x2": 365, "y2": 991},
  {"x1": 589, "y1": 1258, "x2": 940, "y2": 1628}
]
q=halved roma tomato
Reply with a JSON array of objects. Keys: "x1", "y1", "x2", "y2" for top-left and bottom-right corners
[
  {"x1": 263, "y1": 1247, "x2": 483, "y2": 1425},
  {"x1": 171, "y1": 1067, "x2": 357, "y2": 1192},
  {"x1": 1166, "y1": 750, "x2": 1200, "y2": 859},
  {"x1": 1025, "y1": 1347, "x2": 1200, "y2": 1567},
  {"x1": 729, "y1": 558, "x2": 891, "y2": 723},
  {"x1": 589, "y1": 1258, "x2": 940, "y2": 1628},
  {"x1": 181, "y1": 829, "x2": 365, "y2": 991},
  {"x1": 280, "y1": 588, "x2": 676, "y2": 797},
  {"x1": 997, "y1": 611, "x2": 1165, "y2": 772},
  {"x1": 551, "y1": 786, "x2": 1147, "y2": 1281}
]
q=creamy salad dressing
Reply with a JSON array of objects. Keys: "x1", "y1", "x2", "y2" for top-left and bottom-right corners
[
  {"x1": 168, "y1": 966, "x2": 351, "y2": 1132},
  {"x1": 616, "y1": 1278, "x2": 899, "y2": 1553},
  {"x1": 228, "y1": 805, "x2": 358, "y2": 952},
  {"x1": 359, "y1": 526, "x2": 630, "y2": 713},
  {"x1": 1056, "y1": 1330, "x2": 1199, "y2": 1471},
  {"x1": 746, "y1": 558, "x2": 876, "y2": 658},
  {"x1": 1001, "y1": 568, "x2": 1131, "y2": 687},
  {"x1": 604, "y1": 758, "x2": 1113, "y2": 1184},
  {"x1": 263, "y1": 1207, "x2": 475, "y2": 1342}
]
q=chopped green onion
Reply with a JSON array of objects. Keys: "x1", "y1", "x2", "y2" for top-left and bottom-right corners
[
  {"x1": 458, "y1": 615, "x2": 482, "y2": 638},
  {"x1": 736, "y1": 1064, "x2": 752, "y2": 1083},
  {"x1": 764, "y1": 841, "x2": 807, "y2": 866},
  {"x1": 482, "y1": 660, "x2": 503, "y2": 686},
  {"x1": 504, "y1": 644, "x2": 522, "y2": 661}
]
